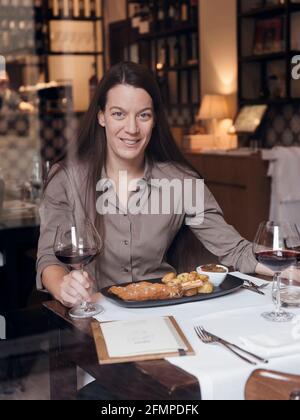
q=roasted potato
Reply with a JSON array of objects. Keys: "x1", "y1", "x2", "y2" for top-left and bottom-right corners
[
  {"x1": 162, "y1": 272, "x2": 177, "y2": 284},
  {"x1": 197, "y1": 274, "x2": 210, "y2": 283},
  {"x1": 188, "y1": 271, "x2": 198, "y2": 282},
  {"x1": 177, "y1": 273, "x2": 190, "y2": 283},
  {"x1": 198, "y1": 282, "x2": 214, "y2": 294}
]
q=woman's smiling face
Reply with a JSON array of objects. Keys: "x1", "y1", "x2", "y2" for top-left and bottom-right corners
[{"x1": 99, "y1": 84, "x2": 155, "y2": 163}]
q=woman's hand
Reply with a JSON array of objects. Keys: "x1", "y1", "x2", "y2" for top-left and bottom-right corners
[{"x1": 59, "y1": 270, "x2": 95, "y2": 308}]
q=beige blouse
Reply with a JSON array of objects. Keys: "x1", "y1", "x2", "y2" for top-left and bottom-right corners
[{"x1": 36, "y1": 159, "x2": 257, "y2": 290}]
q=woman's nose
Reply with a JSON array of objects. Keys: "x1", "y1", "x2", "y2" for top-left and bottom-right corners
[{"x1": 125, "y1": 116, "x2": 140, "y2": 134}]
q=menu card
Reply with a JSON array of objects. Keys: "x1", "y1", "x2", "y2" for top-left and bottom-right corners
[{"x1": 91, "y1": 316, "x2": 194, "y2": 364}]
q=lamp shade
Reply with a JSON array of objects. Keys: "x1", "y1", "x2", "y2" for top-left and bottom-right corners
[{"x1": 198, "y1": 94, "x2": 229, "y2": 121}]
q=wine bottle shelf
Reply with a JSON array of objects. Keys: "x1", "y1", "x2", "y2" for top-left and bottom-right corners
[
  {"x1": 238, "y1": 0, "x2": 300, "y2": 105},
  {"x1": 109, "y1": 0, "x2": 200, "y2": 128}
]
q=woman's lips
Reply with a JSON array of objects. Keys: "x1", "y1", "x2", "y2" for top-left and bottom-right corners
[{"x1": 120, "y1": 138, "x2": 141, "y2": 147}]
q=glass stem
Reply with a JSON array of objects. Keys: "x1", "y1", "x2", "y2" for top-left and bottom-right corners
[
  {"x1": 273, "y1": 272, "x2": 282, "y2": 316},
  {"x1": 80, "y1": 265, "x2": 88, "y2": 311},
  {"x1": 80, "y1": 265, "x2": 94, "y2": 312}
]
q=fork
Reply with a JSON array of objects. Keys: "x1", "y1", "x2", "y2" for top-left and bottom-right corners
[
  {"x1": 244, "y1": 280, "x2": 270, "y2": 290},
  {"x1": 194, "y1": 326, "x2": 268, "y2": 365},
  {"x1": 242, "y1": 281, "x2": 270, "y2": 295}
]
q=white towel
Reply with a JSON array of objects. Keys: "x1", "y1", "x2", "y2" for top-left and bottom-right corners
[
  {"x1": 0, "y1": 315, "x2": 5, "y2": 339},
  {"x1": 262, "y1": 147, "x2": 300, "y2": 222},
  {"x1": 239, "y1": 330, "x2": 300, "y2": 359}
]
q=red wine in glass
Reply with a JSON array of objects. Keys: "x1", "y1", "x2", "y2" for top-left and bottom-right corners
[
  {"x1": 253, "y1": 221, "x2": 300, "y2": 323},
  {"x1": 55, "y1": 247, "x2": 99, "y2": 267},
  {"x1": 255, "y1": 250, "x2": 300, "y2": 273}
]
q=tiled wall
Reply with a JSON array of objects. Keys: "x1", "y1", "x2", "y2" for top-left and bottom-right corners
[
  {"x1": 39, "y1": 113, "x2": 80, "y2": 163},
  {"x1": 0, "y1": 114, "x2": 38, "y2": 183},
  {"x1": 0, "y1": 113, "x2": 82, "y2": 187},
  {"x1": 264, "y1": 103, "x2": 300, "y2": 148}
]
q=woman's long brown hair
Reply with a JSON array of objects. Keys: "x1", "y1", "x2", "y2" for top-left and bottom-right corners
[{"x1": 47, "y1": 61, "x2": 204, "y2": 271}]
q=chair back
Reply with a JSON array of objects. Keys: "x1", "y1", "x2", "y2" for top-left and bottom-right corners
[
  {"x1": 166, "y1": 225, "x2": 217, "y2": 273},
  {"x1": 245, "y1": 369, "x2": 300, "y2": 400}
]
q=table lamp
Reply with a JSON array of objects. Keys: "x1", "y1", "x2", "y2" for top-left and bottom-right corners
[{"x1": 197, "y1": 94, "x2": 229, "y2": 147}]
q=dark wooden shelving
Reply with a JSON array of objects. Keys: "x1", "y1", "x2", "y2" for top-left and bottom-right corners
[
  {"x1": 240, "y1": 52, "x2": 286, "y2": 62},
  {"x1": 238, "y1": 0, "x2": 300, "y2": 106},
  {"x1": 240, "y1": 5, "x2": 286, "y2": 18},
  {"x1": 162, "y1": 63, "x2": 199, "y2": 71},
  {"x1": 240, "y1": 2, "x2": 300, "y2": 18},
  {"x1": 46, "y1": 16, "x2": 103, "y2": 22},
  {"x1": 239, "y1": 97, "x2": 299, "y2": 106},
  {"x1": 130, "y1": 24, "x2": 198, "y2": 43},
  {"x1": 46, "y1": 52, "x2": 103, "y2": 56},
  {"x1": 110, "y1": 0, "x2": 200, "y2": 128}
]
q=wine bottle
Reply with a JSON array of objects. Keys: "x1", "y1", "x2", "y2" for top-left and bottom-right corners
[
  {"x1": 139, "y1": 4, "x2": 150, "y2": 34},
  {"x1": 48, "y1": 0, "x2": 53, "y2": 17},
  {"x1": 73, "y1": 0, "x2": 80, "y2": 17},
  {"x1": 84, "y1": 0, "x2": 91, "y2": 18},
  {"x1": 95, "y1": 0, "x2": 102, "y2": 18},
  {"x1": 90, "y1": 0, "x2": 96, "y2": 18},
  {"x1": 190, "y1": 0, "x2": 198, "y2": 25},
  {"x1": 68, "y1": 0, "x2": 74, "y2": 17},
  {"x1": 191, "y1": 32, "x2": 198, "y2": 64},
  {"x1": 58, "y1": 0, "x2": 64, "y2": 17},
  {"x1": 63, "y1": 0, "x2": 69, "y2": 17},
  {"x1": 181, "y1": 0, "x2": 189, "y2": 23},
  {"x1": 79, "y1": 0, "x2": 85, "y2": 17},
  {"x1": 167, "y1": 1, "x2": 176, "y2": 29},
  {"x1": 173, "y1": 38, "x2": 180, "y2": 66},
  {"x1": 157, "y1": 0, "x2": 165, "y2": 32},
  {"x1": 131, "y1": 4, "x2": 141, "y2": 30},
  {"x1": 180, "y1": 35, "x2": 187, "y2": 65},
  {"x1": 53, "y1": 0, "x2": 59, "y2": 17},
  {"x1": 163, "y1": 39, "x2": 170, "y2": 67}
]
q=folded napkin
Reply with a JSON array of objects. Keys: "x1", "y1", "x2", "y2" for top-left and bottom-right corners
[{"x1": 239, "y1": 330, "x2": 300, "y2": 359}]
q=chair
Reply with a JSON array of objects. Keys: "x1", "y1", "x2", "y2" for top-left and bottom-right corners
[{"x1": 245, "y1": 370, "x2": 300, "y2": 400}]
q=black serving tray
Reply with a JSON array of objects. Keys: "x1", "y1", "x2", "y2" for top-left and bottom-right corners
[{"x1": 100, "y1": 274, "x2": 244, "y2": 308}]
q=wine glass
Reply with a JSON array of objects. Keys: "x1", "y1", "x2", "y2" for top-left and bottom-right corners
[
  {"x1": 253, "y1": 221, "x2": 300, "y2": 322},
  {"x1": 30, "y1": 155, "x2": 43, "y2": 201},
  {"x1": 54, "y1": 220, "x2": 104, "y2": 319}
]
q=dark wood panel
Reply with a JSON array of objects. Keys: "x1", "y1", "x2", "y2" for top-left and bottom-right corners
[
  {"x1": 246, "y1": 369, "x2": 300, "y2": 401},
  {"x1": 206, "y1": 183, "x2": 248, "y2": 234},
  {"x1": 185, "y1": 152, "x2": 271, "y2": 241}
]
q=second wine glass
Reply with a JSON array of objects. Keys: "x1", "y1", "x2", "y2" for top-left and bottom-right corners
[
  {"x1": 253, "y1": 221, "x2": 300, "y2": 323},
  {"x1": 54, "y1": 219, "x2": 104, "y2": 319}
]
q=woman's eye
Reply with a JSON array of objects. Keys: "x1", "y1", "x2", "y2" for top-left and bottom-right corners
[
  {"x1": 139, "y1": 113, "x2": 152, "y2": 121},
  {"x1": 112, "y1": 112, "x2": 125, "y2": 119}
]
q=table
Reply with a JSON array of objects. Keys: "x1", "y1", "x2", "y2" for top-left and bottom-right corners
[
  {"x1": 44, "y1": 272, "x2": 300, "y2": 400},
  {"x1": 44, "y1": 301, "x2": 201, "y2": 400}
]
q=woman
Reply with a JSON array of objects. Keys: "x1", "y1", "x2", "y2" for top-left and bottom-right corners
[{"x1": 37, "y1": 61, "x2": 271, "y2": 308}]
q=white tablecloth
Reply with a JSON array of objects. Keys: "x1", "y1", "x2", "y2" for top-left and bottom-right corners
[{"x1": 94, "y1": 272, "x2": 300, "y2": 400}]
